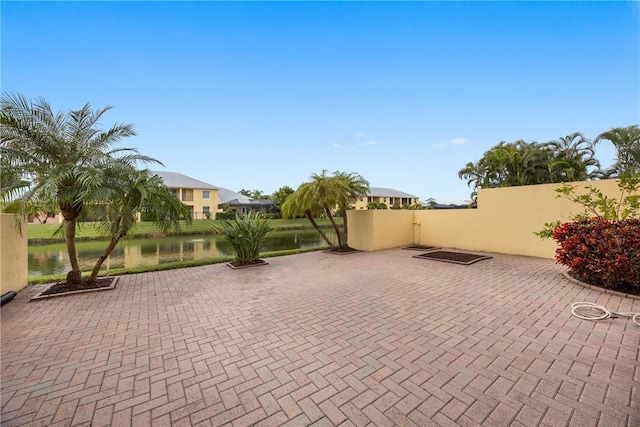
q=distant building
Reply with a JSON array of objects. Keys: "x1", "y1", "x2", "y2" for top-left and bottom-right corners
[
  {"x1": 351, "y1": 187, "x2": 420, "y2": 210},
  {"x1": 217, "y1": 188, "x2": 274, "y2": 215},
  {"x1": 153, "y1": 171, "x2": 274, "y2": 218},
  {"x1": 152, "y1": 171, "x2": 219, "y2": 219}
]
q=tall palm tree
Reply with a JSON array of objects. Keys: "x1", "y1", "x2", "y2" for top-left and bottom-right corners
[
  {"x1": 1, "y1": 93, "x2": 158, "y2": 284},
  {"x1": 298, "y1": 170, "x2": 344, "y2": 247},
  {"x1": 282, "y1": 170, "x2": 369, "y2": 249},
  {"x1": 281, "y1": 184, "x2": 334, "y2": 247},
  {"x1": 332, "y1": 171, "x2": 369, "y2": 246}
]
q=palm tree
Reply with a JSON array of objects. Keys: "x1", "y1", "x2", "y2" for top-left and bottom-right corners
[
  {"x1": 89, "y1": 168, "x2": 191, "y2": 281},
  {"x1": 332, "y1": 171, "x2": 369, "y2": 246},
  {"x1": 282, "y1": 170, "x2": 369, "y2": 249},
  {"x1": 1, "y1": 93, "x2": 158, "y2": 284},
  {"x1": 298, "y1": 170, "x2": 345, "y2": 247},
  {"x1": 544, "y1": 132, "x2": 600, "y2": 182},
  {"x1": 281, "y1": 184, "x2": 334, "y2": 247},
  {"x1": 595, "y1": 125, "x2": 640, "y2": 176},
  {"x1": 458, "y1": 161, "x2": 485, "y2": 202}
]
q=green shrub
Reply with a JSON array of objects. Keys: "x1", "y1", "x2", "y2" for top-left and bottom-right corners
[
  {"x1": 212, "y1": 212, "x2": 272, "y2": 265},
  {"x1": 366, "y1": 202, "x2": 387, "y2": 210},
  {"x1": 215, "y1": 210, "x2": 236, "y2": 220}
]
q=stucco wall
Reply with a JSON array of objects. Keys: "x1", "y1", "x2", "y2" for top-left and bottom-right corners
[
  {"x1": 348, "y1": 179, "x2": 627, "y2": 259},
  {"x1": 347, "y1": 209, "x2": 415, "y2": 251},
  {"x1": 0, "y1": 214, "x2": 28, "y2": 294}
]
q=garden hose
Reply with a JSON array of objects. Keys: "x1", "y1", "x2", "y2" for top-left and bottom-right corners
[{"x1": 571, "y1": 302, "x2": 640, "y2": 327}]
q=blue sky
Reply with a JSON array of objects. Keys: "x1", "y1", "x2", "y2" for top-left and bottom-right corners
[{"x1": 2, "y1": 1, "x2": 639, "y2": 200}]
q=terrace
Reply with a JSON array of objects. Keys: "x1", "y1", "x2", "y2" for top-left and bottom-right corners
[{"x1": 1, "y1": 248, "x2": 638, "y2": 426}]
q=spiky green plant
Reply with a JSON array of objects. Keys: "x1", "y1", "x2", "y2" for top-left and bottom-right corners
[{"x1": 213, "y1": 212, "x2": 272, "y2": 265}]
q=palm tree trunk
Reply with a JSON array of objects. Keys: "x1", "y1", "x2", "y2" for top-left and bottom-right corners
[
  {"x1": 90, "y1": 237, "x2": 120, "y2": 282},
  {"x1": 89, "y1": 216, "x2": 123, "y2": 282},
  {"x1": 324, "y1": 205, "x2": 343, "y2": 247},
  {"x1": 340, "y1": 207, "x2": 349, "y2": 247},
  {"x1": 64, "y1": 218, "x2": 82, "y2": 284},
  {"x1": 304, "y1": 210, "x2": 334, "y2": 247}
]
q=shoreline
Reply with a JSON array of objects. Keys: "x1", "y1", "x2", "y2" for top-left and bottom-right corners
[{"x1": 28, "y1": 224, "x2": 333, "y2": 245}]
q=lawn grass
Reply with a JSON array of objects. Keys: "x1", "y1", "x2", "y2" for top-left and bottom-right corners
[{"x1": 27, "y1": 217, "x2": 342, "y2": 242}]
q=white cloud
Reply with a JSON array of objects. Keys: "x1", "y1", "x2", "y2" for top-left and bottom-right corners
[
  {"x1": 430, "y1": 137, "x2": 470, "y2": 149},
  {"x1": 356, "y1": 132, "x2": 364, "y2": 138},
  {"x1": 332, "y1": 143, "x2": 344, "y2": 148},
  {"x1": 449, "y1": 137, "x2": 469, "y2": 145},
  {"x1": 362, "y1": 140, "x2": 380, "y2": 146}
]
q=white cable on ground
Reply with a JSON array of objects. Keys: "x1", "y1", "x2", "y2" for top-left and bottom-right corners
[{"x1": 571, "y1": 302, "x2": 640, "y2": 326}]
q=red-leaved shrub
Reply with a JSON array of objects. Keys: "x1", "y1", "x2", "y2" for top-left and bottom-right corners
[{"x1": 553, "y1": 218, "x2": 640, "y2": 292}]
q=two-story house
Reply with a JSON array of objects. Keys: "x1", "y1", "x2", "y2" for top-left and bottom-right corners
[
  {"x1": 351, "y1": 187, "x2": 420, "y2": 210},
  {"x1": 152, "y1": 171, "x2": 219, "y2": 219}
]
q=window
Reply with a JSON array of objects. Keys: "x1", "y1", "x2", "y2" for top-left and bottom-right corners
[
  {"x1": 170, "y1": 189, "x2": 178, "y2": 196},
  {"x1": 203, "y1": 206, "x2": 210, "y2": 214},
  {"x1": 203, "y1": 190, "x2": 210, "y2": 199},
  {"x1": 182, "y1": 189, "x2": 194, "y2": 202}
]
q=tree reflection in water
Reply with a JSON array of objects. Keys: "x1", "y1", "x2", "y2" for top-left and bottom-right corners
[{"x1": 28, "y1": 229, "x2": 337, "y2": 277}]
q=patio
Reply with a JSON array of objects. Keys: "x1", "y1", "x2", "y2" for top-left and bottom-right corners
[{"x1": 1, "y1": 249, "x2": 638, "y2": 426}]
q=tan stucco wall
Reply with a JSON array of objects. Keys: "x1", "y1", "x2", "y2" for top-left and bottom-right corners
[
  {"x1": 0, "y1": 214, "x2": 28, "y2": 294},
  {"x1": 347, "y1": 209, "x2": 415, "y2": 251},
  {"x1": 348, "y1": 179, "x2": 628, "y2": 259}
]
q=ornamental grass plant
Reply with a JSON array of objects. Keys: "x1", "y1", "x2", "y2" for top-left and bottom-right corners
[{"x1": 212, "y1": 212, "x2": 272, "y2": 265}]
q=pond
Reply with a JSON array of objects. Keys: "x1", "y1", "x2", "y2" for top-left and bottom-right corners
[{"x1": 28, "y1": 229, "x2": 336, "y2": 278}]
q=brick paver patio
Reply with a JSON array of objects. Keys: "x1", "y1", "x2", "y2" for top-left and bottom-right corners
[{"x1": 1, "y1": 249, "x2": 639, "y2": 426}]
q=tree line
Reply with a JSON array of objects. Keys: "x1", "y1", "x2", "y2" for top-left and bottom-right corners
[{"x1": 458, "y1": 126, "x2": 640, "y2": 201}]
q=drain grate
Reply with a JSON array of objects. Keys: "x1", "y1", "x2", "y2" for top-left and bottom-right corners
[{"x1": 413, "y1": 250, "x2": 492, "y2": 265}]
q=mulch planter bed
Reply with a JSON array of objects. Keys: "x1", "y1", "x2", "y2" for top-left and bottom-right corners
[
  {"x1": 402, "y1": 245, "x2": 440, "y2": 251},
  {"x1": 322, "y1": 247, "x2": 362, "y2": 255},
  {"x1": 413, "y1": 250, "x2": 492, "y2": 265},
  {"x1": 226, "y1": 259, "x2": 269, "y2": 269},
  {"x1": 31, "y1": 277, "x2": 118, "y2": 301}
]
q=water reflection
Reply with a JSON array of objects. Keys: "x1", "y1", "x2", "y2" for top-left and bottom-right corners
[{"x1": 28, "y1": 229, "x2": 336, "y2": 277}]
